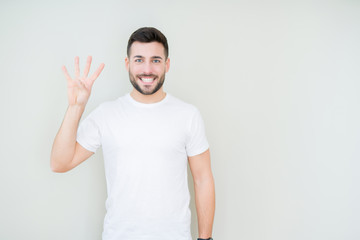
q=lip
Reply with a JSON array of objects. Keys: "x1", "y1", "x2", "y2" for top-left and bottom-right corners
[{"x1": 139, "y1": 77, "x2": 157, "y2": 85}]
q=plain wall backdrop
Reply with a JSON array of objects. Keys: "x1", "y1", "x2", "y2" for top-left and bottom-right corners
[{"x1": 0, "y1": 0, "x2": 359, "y2": 239}]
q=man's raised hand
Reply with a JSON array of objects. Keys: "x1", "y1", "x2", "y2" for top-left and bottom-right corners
[{"x1": 62, "y1": 56, "x2": 105, "y2": 106}]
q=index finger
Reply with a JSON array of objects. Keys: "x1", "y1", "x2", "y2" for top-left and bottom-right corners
[{"x1": 89, "y1": 63, "x2": 105, "y2": 84}]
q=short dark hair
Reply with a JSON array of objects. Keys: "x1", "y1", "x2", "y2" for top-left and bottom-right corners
[{"x1": 127, "y1": 27, "x2": 169, "y2": 59}]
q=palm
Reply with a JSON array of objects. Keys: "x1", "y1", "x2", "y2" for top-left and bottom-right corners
[{"x1": 62, "y1": 56, "x2": 105, "y2": 106}]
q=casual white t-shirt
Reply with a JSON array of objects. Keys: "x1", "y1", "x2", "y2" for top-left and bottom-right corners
[{"x1": 76, "y1": 92, "x2": 209, "y2": 240}]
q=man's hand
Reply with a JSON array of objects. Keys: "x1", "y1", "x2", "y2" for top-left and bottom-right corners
[
  {"x1": 51, "y1": 56, "x2": 104, "y2": 173},
  {"x1": 62, "y1": 56, "x2": 105, "y2": 106}
]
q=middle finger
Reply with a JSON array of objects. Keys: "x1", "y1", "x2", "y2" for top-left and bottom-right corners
[{"x1": 82, "y1": 56, "x2": 92, "y2": 79}]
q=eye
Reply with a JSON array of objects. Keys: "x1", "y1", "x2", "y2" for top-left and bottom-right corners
[
  {"x1": 153, "y1": 59, "x2": 161, "y2": 63},
  {"x1": 135, "y1": 59, "x2": 143, "y2": 63}
]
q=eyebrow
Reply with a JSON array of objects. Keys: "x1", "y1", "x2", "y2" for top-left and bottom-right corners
[{"x1": 133, "y1": 55, "x2": 163, "y2": 60}]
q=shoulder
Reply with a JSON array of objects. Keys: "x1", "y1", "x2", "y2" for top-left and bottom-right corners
[
  {"x1": 85, "y1": 96, "x2": 123, "y2": 119},
  {"x1": 166, "y1": 93, "x2": 199, "y2": 115},
  {"x1": 93, "y1": 95, "x2": 128, "y2": 112}
]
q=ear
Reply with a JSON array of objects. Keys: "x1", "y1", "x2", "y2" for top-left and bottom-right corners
[
  {"x1": 165, "y1": 58, "x2": 170, "y2": 73},
  {"x1": 125, "y1": 57, "x2": 129, "y2": 72}
]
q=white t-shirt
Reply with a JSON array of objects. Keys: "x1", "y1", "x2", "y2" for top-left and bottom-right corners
[{"x1": 76, "y1": 92, "x2": 209, "y2": 240}]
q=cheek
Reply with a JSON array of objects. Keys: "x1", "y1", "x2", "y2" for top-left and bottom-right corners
[
  {"x1": 155, "y1": 65, "x2": 167, "y2": 73},
  {"x1": 129, "y1": 65, "x2": 141, "y2": 74}
]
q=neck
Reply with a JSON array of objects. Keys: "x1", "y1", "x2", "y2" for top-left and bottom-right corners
[{"x1": 130, "y1": 88, "x2": 166, "y2": 104}]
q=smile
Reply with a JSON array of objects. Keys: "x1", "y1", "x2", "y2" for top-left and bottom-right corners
[{"x1": 140, "y1": 77, "x2": 155, "y2": 83}]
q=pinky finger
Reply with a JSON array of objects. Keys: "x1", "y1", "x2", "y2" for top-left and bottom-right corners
[{"x1": 62, "y1": 65, "x2": 72, "y2": 83}]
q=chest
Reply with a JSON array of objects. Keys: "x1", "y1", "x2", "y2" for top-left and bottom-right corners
[{"x1": 100, "y1": 109, "x2": 188, "y2": 154}]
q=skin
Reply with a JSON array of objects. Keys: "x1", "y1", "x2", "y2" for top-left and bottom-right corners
[
  {"x1": 50, "y1": 56, "x2": 104, "y2": 173},
  {"x1": 50, "y1": 42, "x2": 215, "y2": 238},
  {"x1": 125, "y1": 41, "x2": 170, "y2": 104}
]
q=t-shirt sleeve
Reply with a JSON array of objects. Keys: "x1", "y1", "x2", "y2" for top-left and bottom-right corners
[
  {"x1": 76, "y1": 107, "x2": 102, "y2": 153},
  {"x1": 185, "y1": 107, "x2": 209, "y2": 157}
]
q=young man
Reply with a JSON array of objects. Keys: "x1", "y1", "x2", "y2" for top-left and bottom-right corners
[{"x1": 51, "y1": 27, "x2": 215, "y2": 240}]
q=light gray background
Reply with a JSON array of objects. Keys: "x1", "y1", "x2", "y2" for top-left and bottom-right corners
[{"x1": 0, "y1": 0, "x2": 359, "y2": 239}]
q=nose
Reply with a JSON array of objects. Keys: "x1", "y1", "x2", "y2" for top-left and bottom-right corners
[{"x1": 143, "y1": 61, "x2": 152, "y2": 75}]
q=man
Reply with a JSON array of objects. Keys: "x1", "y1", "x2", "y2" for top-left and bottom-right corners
[{"x1": 51, "y1": 27, "x2": 215, "y2": 240}]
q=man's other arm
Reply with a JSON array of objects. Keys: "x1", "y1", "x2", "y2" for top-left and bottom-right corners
[{"x1": 188, "y1": 149, "x2": 215, "y2": 239}]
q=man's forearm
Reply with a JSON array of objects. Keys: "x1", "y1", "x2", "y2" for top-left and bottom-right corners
[
  {"x1": 194, "y1": 176, "x2": 215, "y2": 238},
  {"x1": 50, "y1": 104, "x2": 85, "y2": 172}
]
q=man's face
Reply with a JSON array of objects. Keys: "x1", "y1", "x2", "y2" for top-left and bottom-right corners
[{"x1": 126, "y1": 41, "x2": 170, "y2": 95}]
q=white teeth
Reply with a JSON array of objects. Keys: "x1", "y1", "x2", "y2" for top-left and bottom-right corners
[{"x1": 141, "y1": 78, "x2": 154, "y2": 82}]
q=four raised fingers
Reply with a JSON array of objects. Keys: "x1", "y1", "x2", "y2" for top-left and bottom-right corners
[{"x1": 63, "y1": 56, "x2": 104, "y2": 86}]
